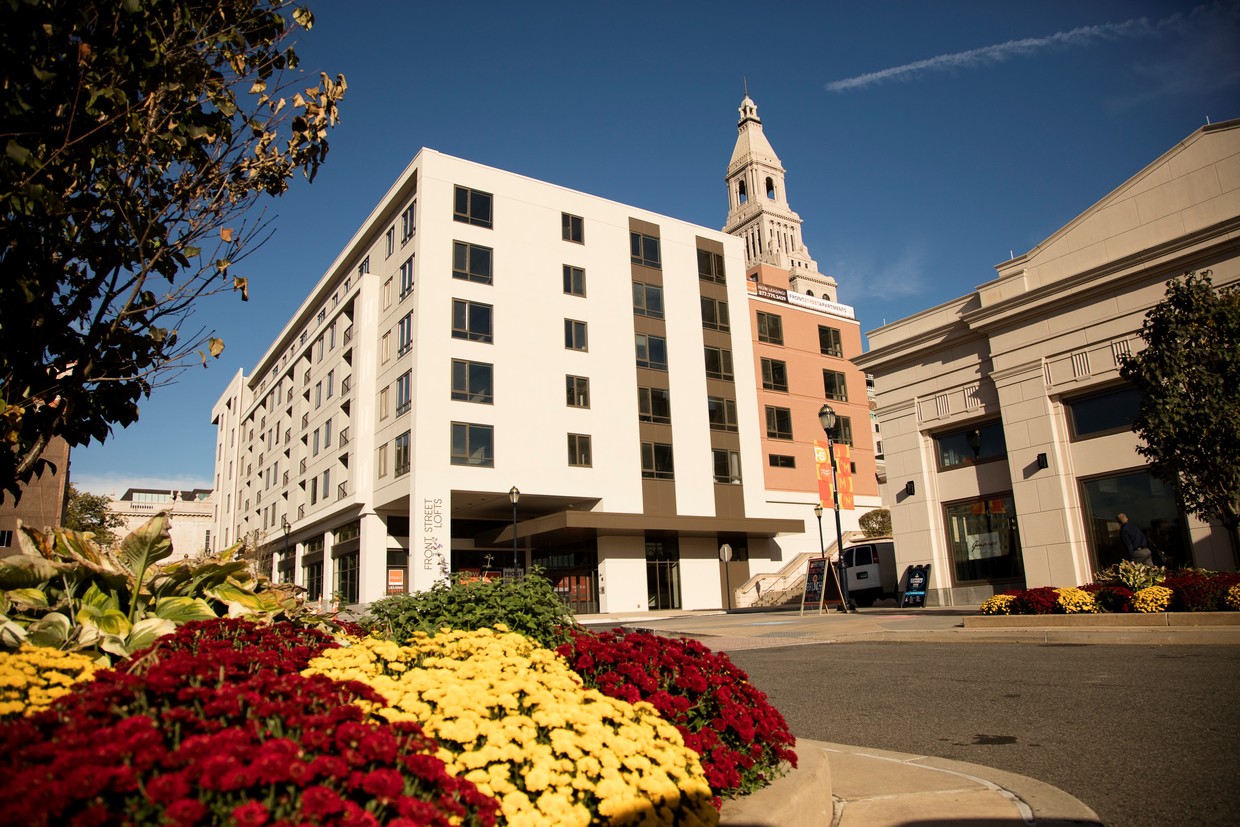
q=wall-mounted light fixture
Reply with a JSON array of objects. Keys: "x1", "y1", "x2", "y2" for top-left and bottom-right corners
[
  {"x1": 1036, "y1": 453, "x2": 1049, "y2": 469},
  {"x1": 905, "y1": 480, "x2": 916, "y2": 496}
]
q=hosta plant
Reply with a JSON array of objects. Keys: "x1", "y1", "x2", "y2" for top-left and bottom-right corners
[
  {"x1": 305, "y1": 627, "x2": 718, "y2": 827},
  {"x1": 0, "y1": 618, "x2": 499, "y2": 827},
  {"x1": 556, "y1": 629, "x2": 797, "y2": 805},
  {"x1": 0, "y1": 514, "x2": 350, "y2": 664},
  {"x1": 1094, "y1": 560, "x2": 1165, "y2": 592}
]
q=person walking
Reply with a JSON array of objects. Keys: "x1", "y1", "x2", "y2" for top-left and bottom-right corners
[{"x1": 1117, "y1": 513, "x2": 1155, "y2": 565}]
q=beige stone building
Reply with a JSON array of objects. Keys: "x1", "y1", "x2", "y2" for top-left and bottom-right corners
[
  {"x1": 109, "y1": 488, "x2": 214, "y2": 558},
  {"x1": 856, "y1": 119, "x2": 1240, "y2": 605}
]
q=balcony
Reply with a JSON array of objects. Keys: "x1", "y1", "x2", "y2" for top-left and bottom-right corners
[
  {"x1": 337, "y1": 482, "x2": 347, "y2": 500},
  {"x1": 301, "y1": 413, "x2": 309, "y2": 429},
  {"x1": 341, "y1": 375, "x2": 352, "y2": 395},
  {"x1": 299, "y1": 458, "x2": 307, "y2": 474},
  {"x1": 343, "y1": 326, "x2": 353, "y2": 346},
  {"x1": 339, "y1": 428, "x2": 350, "y2": 448},
  {"x1": 284, "y1": 428, "x2": 291, "y2": 444},
  {"x1": 298, "y1": 504, "x2": 305, "y2": 520},
  {"x1": 282, "y1": 470, "x2": 289, "y2": 486}
]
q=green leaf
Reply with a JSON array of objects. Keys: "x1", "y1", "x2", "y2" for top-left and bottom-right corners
[
  {"x1": 25, "y1": 611, "x2": 72, "y2": 648},
  {"x1": 153, "y1": 596, "x2": 217, "y2": 622},
  {"x1": 0, "y1": 618, "x2": 29, "y2": 648},
  {"x1": 118, "y1": 512, "x2": 173, "y2": 614},
  {"x1": 77, "y1": 604, "x2": 131, "y2": 638},
  {"x1": 4, "y1": 587, "x2": 48, "y2": 610},
  {"x1": 0, "y1": 554, "x2": 57, "y2": 589},
  {"x1": 127, "y1": 616, "x2": 176, "y2": 652}
]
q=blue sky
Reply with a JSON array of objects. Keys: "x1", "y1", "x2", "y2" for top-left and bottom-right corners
[{"x1": 71, "y1": 0, "x2": 1240, "y2": 495}]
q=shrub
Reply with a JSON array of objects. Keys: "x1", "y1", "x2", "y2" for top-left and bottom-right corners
[
  {"x1": 1013, "y1": 586, "x2": 1059, "y2": 615},
  {"x1": 363, "y1": 568, "x2": 579, "y2": 649},
  {"x1": 1162, "y1": 570, "x2": 1240, "y2": 612},
  {"x1": 557, "y1": 629, "x2": 797, "y2": 804},
  {"x1": 1094, "y1": 560, "x2": 1165, "y2": 592},
  {"x1": 858, "y1": 508, "x2": 891, "y2": 537},
  {"x1": 0, "y1": 646, "x2": 98, "y2": 719},
  {"x1": 305, "y1": 628, "x2": 718, "y2": 827},
  {"x1": 979, "y1": 594, "x2": 1016, "y2": 615},
  {"x1": 0, "y1": 619, "x2": 499, "y2": 827},
  {"x1": 1080, "y1": 583, "x2": 1134, "y2": 613},
  {"x1": 1132, "y1": 586, "x2": 1174, "y2": 613},
  {"x1": 1055, "y1": 587, "x2": 1098, "y2": 614}
]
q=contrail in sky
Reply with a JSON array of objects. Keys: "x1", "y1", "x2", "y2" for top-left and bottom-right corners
[{"x1": 825, "y1": 15, "x2": 1167, "y2": 92}]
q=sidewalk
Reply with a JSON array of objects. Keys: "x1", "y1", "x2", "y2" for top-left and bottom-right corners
[{"x1": 578, "y1": 605, "x2": 1239, "y2": 826}]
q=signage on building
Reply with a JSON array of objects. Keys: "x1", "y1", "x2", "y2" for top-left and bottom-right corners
[
  {"x1": 966, "y1": 532, "x2": 1003, "y2": 560},
  {"x1": 746, "y1": 281, "x2": 856, "y2": 320},
  {"x1": 801, "y1": 556, "x2": 845, "y2": 614}
]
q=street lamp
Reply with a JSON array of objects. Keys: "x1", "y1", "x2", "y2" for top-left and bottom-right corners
[
  {"x1": 813, "y1": 504, "x2": 825, "y2": 559},
  {"x1": 508, "y1": 486, "x2": 520, "y2": 577},
  {"x1": 818, "y1": 403, "x2": 850, "y2": 612}
]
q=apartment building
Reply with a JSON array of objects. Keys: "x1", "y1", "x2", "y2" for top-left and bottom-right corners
[
  {"x1": 856, "y1": 119, "x2": 1240, "y2": 605},
  {"x1": 211, "y1": 98, "x2": 881, "y2": 611}
]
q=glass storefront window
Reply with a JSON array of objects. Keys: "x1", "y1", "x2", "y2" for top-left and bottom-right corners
[
  {"x1": 645, "y1": 536, "x2": 681, "y2": 610},
  {"x1": 936, "y1": 420, "x2": 1007, "y2": 470},
  {"x1": 1066, "y1": 385, "x2": 1141, "y2": 439},
  {"x1": 944, "y1": 494, "x2": 1024, "y2": 584},
  {"x1": 1079, "y1": 470, "x2": 1186, "y2": 572}
]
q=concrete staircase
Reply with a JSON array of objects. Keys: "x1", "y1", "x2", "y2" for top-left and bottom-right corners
[{"x1": 733, "y1": 531, "x2": 866, "y2": 609}]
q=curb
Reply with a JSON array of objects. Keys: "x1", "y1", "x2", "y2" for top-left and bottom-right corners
[
  {"x1": 964, "y1": 612, "x2": 1240, "y2": 628},
  {"x1": 719, "y1": 740, "x2": 832, "y2": 827}
]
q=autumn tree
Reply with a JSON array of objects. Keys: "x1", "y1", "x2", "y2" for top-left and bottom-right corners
[
  {"x1": 859, "y1": 508, "x2": 892, "y2": 538},
  {"x1": 0, "y1": 0, "x2": 346, "y2": 501},
  {"x1": 1120, "y1": 270, "x2": 1240, "y2": 563},
  {"x1": 62, "y1": 483, "x2": 126, "y2": 548}
]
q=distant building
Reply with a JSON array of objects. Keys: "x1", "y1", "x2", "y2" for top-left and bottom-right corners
[
  {"x1": 0, "y1": 437, "x2": 71, "y2": 551},
  {"x1": 856, "y1": 119, "x2": 1240, "y2": 605},
  {"x1": 109, "y1": 488, "x2": 214, "y2": 559},
  {"x1": 210, "y1": 96, "x2": 880, "y2": 612}
]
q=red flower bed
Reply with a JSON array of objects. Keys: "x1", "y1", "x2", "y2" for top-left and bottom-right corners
[
  {"x1": 0, "y1": 619, "x2": 498, "y2": 827},
  {"x1": 1080, "y1": 583, "x2": 1134, "y2": 613},
  {"x1": 1162, "y1": 570, "x2": 1240, "y2": 612},
  {"x1": 1012, "y1": 586, "x2": 1059, "y2": 615},
  {"x1": 557, "y1": 628, "x2": 796, "y2": 804}
]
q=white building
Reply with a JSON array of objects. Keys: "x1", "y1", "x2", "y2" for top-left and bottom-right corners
[{"x1": 109, "y1": 488, "x2": 214, "y2": 558}]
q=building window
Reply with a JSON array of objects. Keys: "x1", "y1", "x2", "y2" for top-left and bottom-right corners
[
  {"x1": 383, "y1": 277, "x2": 393, "y2": 309},
  {"x1": 451, "y1": 422, "x2": 494, "y2": 467},
  {"x1": 385, "y1": 227, "x2": 395, "y2": 258},
  {"x1": 562, "y1": 212, "x2": 584, "y2": 243},
  {"x1": 936, "y1": 420, "x2": 1006, "y2": 470},
  {"x1": 713, "y1": 449, "x2": 741, "y2": 484},
  {"x1": 397, "y1": 313, "x2": 413, "y2": 356},
  {"x1": 943, "y1": 494, "x2": 1023, "y2": 585},
  {"x1": 697, "y1": 249, "x2": 725, "y2": 283},
  {"x1": 452, "y1": 299, "x2": 493, "y2": 343},
  {"x1": 632, "y1": 282, "x2": 664, "y2": 318},
  {"x1": 0, "y1": 529, "x2": 12, "y2": 547},
  {"x1": 399, "y1": 256, "x2": 415, "y2": 299},
  {"x1": 324, "y1": 418, "x2": 333, "y2": 448},
  {"x1": 636, "y1": 334, "x2": 668, "y2": 371},
  {"x1": 305, "y1": 560, "x2": 324, "y2": 601},
  {"x1": 326, "y1": 369, "x2": 334, "y2": 399},
  {"x1": 638, "y1": 387, "x2": 671, "y2": 424},
  {"x1": 401, "y1": 199, "x2": 416, "y2": 242},
  {"x1": 1066, "y1": 385, "x2": 1141, "y2": 439},
  {"x1": 452, "y1": 241, "x2": 493, "y2": 284},
  {"x1": 567, "y1": 433, "x2": 592, "y2": 467},
  {"x1": 381, "y1": 331, "x2": 391, "y2": 363},
  {"x1": 566, "y1": 375, "x2": 590, "y2": 408},
  {"x1": 453, "y1": 185, "x2": 493, "y2": 228},
  {"x1": 452, "y1": 359, "x2": 493, "y2": 404},
  {"x1": 564, "y1": 319, "x2": 588, "y2": 351},
  {"x1": 394, "y1": 431, "x2": 411, "y2": 476},
  {"x1": 563, "y1": 265, "x2": 586, "y2": 296},
  {"x1": 321, "y1": 468, "x2": 330, "y2": 500},
  {"x1": 379, "y1": 386, "x2": 390, "y2": 420},
  {"x1": 335, "y1": 551, "x2": 360, "y2": 604},
  {"x1": 833, "y1": 416, "x2": 854, "y2": 446},
  {"x1": 757, "y1": 312, "x2": 784, "y2": 345},
  {"x1": 1080, "y1": 470, "x2": 1186, "y2": 572},
  {"x1": 378, "y1": 444, "x2": 388, "y2": 477},
  {"x1": 823, "y1": 370, "x2": 848, "y2": 402},
  {"x1": 314, "y1": 381, "x2": 322, "y2": 409},
  {"x1": 761, "y1": 358, "x2": 788, "y2": 392},
  {"x1": 819, "y1": 325, "x2": 843, "y2": 357},
  {"x1": 769, "y1": 454, "x2": 796, "y2": 468},
  {"x1": 701, "y1": 297, "x2": 730, "y2": 332},
  {"x1": 704, "y1": 346, "x2": 733, "y2": 380},
  {"x1": 708, "y1": 396, "x2": 739, "y2": 432},
  {"x1": 765, "y1": 406, "x2": 793, "y2": 440},
  {"x1": 630, "y1": 232, "x2": 661, "y2": 268},
  {"x1": 395, "y1": 371, "x2": 412, "y2": 415},
  {"x1": 641, "y1": 442, "x2": 674, "y2": 479}
]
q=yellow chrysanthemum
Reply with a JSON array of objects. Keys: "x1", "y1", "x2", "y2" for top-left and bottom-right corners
[{"x1": 0, "y1": 646, "x2": 98, "y2": 719}]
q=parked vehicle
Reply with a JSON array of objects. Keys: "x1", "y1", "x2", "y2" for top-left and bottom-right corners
[{"x1": 840, "y1": 541, "x2": 897, "y2": 607}]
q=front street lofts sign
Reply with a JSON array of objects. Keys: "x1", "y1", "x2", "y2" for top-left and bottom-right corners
[{"x1": 747, "y1": 281, "x2": 856, "y2": 320}]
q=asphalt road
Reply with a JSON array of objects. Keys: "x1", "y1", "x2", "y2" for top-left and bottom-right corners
[{"x1": 726, "y1": 642, "x2": 1240, "y2": 827}]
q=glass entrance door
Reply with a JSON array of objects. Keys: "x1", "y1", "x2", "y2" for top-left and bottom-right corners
[
  {"x1": 645, "y1": 536, "x2": 681, "y2": 610},
  {"x1": 1080, "y1": 470, "x2": 1187, "y2": 571}
]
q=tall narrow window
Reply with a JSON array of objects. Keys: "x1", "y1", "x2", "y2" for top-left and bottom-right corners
[
  {"x1": 563, "y1": 265, "x2": 586, "y2": 296},
  {"x1": 394, "y1": 431, "x2": 411, "y2": 476},
  {"x1": 757, "y1": 312, "x2": 784, "y2": 345},
  {"x1": 385, "y1": 227, "x2": 395, "y2": 258},
  {"x1": 379, "y1": 386, "x2": 390, "y2": 420},
  {"x1": 401, "y1": 199, "x2": 416, "y2": 242},
  {"x1": 761, "y1": 358, "x2": 788, "y2": 392},
  {"x1": 452, "y1": 242, "x2": 493, "y2": 284},
  {"x1": 567, "y1": 434, "x2": 592, "y2": 467},
  {"x1": 819, "y1": 325, "x2": 843, "y2": 357},
  {"x1": 378, "y1": 444, "x2": 388, "y2": 477},
  {"x1": 823, "y1": 370, "x2": 849, "y2": 402},
  {"x1": 397, "y1": 313, "x2": 413, "y2": 356},
  {"x1": 765, "y1": 406, "x2": 793, "y2": 440},
  {"x1": 399, "y1": 256, "x2": 415, "y2": 299},
  {"x1": 713, "y1": 449, "x2": 742, "y2": 484},
  {"x1": 395, "y1": 371, "x2": 412, "y2": 416},
  {"x1": 453, "y1": 186, "x2": 493, "y2": 228},
  {"x1": 564, "y1": 319, "x2": 588, "y2": 351},
  {"x1": 562, "y1": 213, "x2": 584, "y2": 243},
  {"x1": 566, "y1": 375, "x2": 590, "y2": 408}
]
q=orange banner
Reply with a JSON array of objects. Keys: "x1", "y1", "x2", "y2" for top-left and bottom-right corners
[{"x1": 814, "y1": 440, "x2": 854, "y2": 511}]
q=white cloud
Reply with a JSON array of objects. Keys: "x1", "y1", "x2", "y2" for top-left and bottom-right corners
[
  {"x1": 72, "y1": 472, "x2": 213, "y2": 499},
  {"x1": 825, "y1": 12, "x2": 1179, "y2": 93}
]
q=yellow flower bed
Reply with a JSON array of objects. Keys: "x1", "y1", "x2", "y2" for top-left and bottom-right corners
[
  {"x1": 979, "y1": 594, "x2": 1015, "y2": 615},
  {"x1": 1055, "y1": 587, "x2": 1098, "y2": 614},
  {"x1": 1227, "y1": 585, "x2": 1240, "y2": 612},
  {"x1": 0, "y1": 645, "x2": 98, "y2": 719},
  {"x1": 1132, "y1": 586, "x2": 1173, "y2": 613},
  {"x1": 306, "y1": 628, "x2": 718, "y2": 827}
]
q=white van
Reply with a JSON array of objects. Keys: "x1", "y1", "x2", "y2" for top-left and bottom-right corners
[{"x1": 841, "y1": 541, "x2": 898, "y2": 607}]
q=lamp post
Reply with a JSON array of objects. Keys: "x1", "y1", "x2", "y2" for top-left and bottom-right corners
[
  {"x1": 508, "y1": 486, "x2": 520, "y2": 577},
  {"x1": 818, "y1": 404, "x2": 850, "y2": 612},
  {"x1": 813, "y1": 504, "x2": 825, "y2": 558}
]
